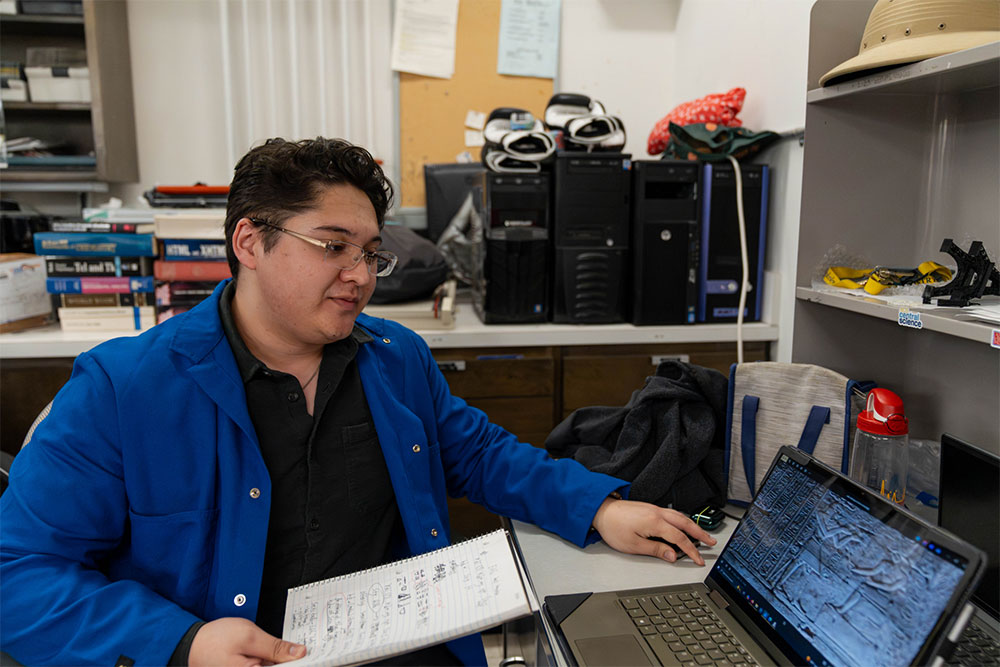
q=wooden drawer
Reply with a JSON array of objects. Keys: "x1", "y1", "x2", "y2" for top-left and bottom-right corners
[
  {"x1": 464, "y1": 396, "x2": 553, "y2": 448},
  {"x1": 1, "y1": 359, "x2": 74, "y2": 456},
  {"x1": 447, "y1": 497, "x2": 502, "y2": 541},
  {"x1": 434, "y1": 346, "x2": 555, "y2": 398},
  {"x1": 561, "y1": 342, "x2": 768, "y2": 416}
]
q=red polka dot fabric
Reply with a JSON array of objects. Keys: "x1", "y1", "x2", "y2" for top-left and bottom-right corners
[{"x1": 647, "y1": 87, "x2": 746, "y2": 156}]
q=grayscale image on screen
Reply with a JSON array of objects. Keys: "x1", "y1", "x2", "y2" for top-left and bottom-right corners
[{"x1": 720, "y1": 460, "x2": 965, "y2": 667}]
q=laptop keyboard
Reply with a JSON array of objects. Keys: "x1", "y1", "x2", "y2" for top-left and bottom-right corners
[
  {"x1": 620, "y1": 591, "x2": 758, "y2": 666},
  {"x1": 950, "y1": 619, "x2": 1000, "y2": 666}
]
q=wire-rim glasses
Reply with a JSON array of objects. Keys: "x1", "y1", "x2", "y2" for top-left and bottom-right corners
[{"x1": 250, "y1": 218, "x2": 397, "y2": 277}]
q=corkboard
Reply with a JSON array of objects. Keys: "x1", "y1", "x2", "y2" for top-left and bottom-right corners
[{"x1": 398, "y1": 0, "x2": 554, "y2": 207}]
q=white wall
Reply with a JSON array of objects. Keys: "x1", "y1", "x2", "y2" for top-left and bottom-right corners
[
  {"x1": 124, "y1": 0, "x2": 230, "y2": 193},
  {"x1": 558, "y1": 0, "x2": 814, "y2": 361},
  {"x1": 112, "y1": 0, "x2": 395, "y2": 209},
  {"x1": 556, "y1": 0, "x2": 680, "y2": 160}
]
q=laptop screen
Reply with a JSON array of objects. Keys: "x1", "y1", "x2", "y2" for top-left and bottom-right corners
[
  {"x1": 710, "y1": 450, "x2": 974, "y2": 667},
  {"x1": 938, "y1": 433, "x2": 999, "y2": 621}
]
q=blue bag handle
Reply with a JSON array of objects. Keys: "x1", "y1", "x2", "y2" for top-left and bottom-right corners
[
  {"x1": 796, "y1": 406, "x2": 831, "y2": 455},
  {"x1": 741, "y1": 397, "x2": 831, "y2": 493},
  {"x1": 741, "y1": 396, "x2": 759, "y2": 493}
]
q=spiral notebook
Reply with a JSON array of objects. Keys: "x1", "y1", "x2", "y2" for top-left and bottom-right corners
[{"x1": 281, "y1": 529, "x2": 533, "y2": 666}]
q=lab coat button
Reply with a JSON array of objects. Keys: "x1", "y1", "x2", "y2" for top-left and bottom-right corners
[
  {"x1": 234, "y1": 594, "x2": 246, "y2": 606},
  {"x1": 430, "y1": 529, "x2": 438, "y2": 537},
  {"x1": 412, "y1": 444, "x2": 421, "y2": 453},
  {"x1": 249, "y1": 488, "x2": 260, "y2": 499}
]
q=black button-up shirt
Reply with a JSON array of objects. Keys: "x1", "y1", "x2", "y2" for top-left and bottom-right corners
[{"x1": 218, "y1": 282, "x2": 401, "y2": 637}]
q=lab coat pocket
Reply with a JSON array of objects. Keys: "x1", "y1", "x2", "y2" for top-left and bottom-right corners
[
  {"x1": 344, "y1": 422, "x2": 394, "y2": 514},
  {"x1": 422, "y1": 440, "x2": 448, "y2": 496},
  {"x1": 127, "y1": 507, "x2": 219, "y2": 613}
]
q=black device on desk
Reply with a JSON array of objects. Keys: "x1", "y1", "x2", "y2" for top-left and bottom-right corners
[
  {"x1": 544, "y1": 446, "x2": 986, "y2": 667},
  {"x1": 689, "y1": 505, "x2": 725, "y2": 531},
  {"x1": 937, "y1": 433, "x2": 1000, "y2": 666}
]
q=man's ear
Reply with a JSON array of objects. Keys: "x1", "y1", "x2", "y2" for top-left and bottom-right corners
[{"x1": 231, "y1": 217, "x2": 261, "y2": 271}]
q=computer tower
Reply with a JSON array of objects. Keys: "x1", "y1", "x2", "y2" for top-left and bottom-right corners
[
  {"x1": 551, "y1": 152, "x2": 631, "y2": 323},
  {"x1": 473, "y1": 172, "x2": 551, "y2": 323},
  {"x1": 698, "y1": 162, "x2": 769, "y2": 323},
  {"x1": 630, "y1": 160, "x2": 700, "y2": 325}
]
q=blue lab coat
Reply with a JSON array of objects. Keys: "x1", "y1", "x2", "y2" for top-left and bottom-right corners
[{"x1": 0, "y1": 281, "x2": 625, "y2": 665}]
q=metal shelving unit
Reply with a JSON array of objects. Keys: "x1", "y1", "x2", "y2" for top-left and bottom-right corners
[
  {"x1": 0, "y1": 0, "x2": 138, "y2": 192},
  {"x1": 795, "y1": 287, "x2": 996, "y2": 345},
  {"x1": 793, "y1": 0, "x2": 1000, "y2": 452}
]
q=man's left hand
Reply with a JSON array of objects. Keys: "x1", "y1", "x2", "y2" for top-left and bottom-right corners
[{"x1": 591, "y1": 497, "x2": 717, "y2": 566}]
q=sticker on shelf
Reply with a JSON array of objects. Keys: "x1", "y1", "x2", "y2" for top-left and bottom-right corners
[
  {"x1": 897, "y1": 309, "x2": 923, "y2": 330},
  {"x1": 991, "y1": 329, "x2": 1000, "y2": 349}
]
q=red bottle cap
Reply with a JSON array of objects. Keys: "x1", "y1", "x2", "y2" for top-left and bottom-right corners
[{"x1": 857, "y1": 387, "x2": 909, "y2": 436}]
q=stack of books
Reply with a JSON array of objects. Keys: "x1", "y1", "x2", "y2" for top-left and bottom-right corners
[
  {"x1": 34, "y1": 216, "x2": 158, "y2": 332},
  {"x1": 153, "y1": 209, "x2": 230, "y2": 323}
]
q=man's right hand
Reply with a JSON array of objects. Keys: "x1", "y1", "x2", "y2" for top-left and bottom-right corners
[{"x1": 189, "y1": 617, "x2": 307, "y2": 667}]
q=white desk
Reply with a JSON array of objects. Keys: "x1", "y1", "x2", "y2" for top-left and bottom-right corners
[
  {"x1": 509, "y1": 516, "x2": 740, "y2": 667},
  {"x1": 0, "y1": 300, "x2": 779, "y2": 358}
]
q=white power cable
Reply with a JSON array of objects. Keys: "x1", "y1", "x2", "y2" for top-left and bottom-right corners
[{"x1": 725, "y1": 154, "x2": 749, "y2": 365}]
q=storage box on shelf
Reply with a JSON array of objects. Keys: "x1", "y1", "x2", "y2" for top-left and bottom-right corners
[
  {"x1": 794, "y1": 1, "x2": 1000, "y2": 451},
  {"x1": 24, "y1": 65, "x2": 89, "y2": 103}
]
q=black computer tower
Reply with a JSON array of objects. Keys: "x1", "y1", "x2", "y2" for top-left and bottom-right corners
[
  {"x1": 551, "y1": 152, "x2": 631, "y2": 323},
  {"x1": 473, "y1": 172, "x2": 551, "y2": 323},
  {"x1": 698, "y1": 162, "x2": 769, "y2": 322},
  {"x1": 630, "y1": 160, "x2": 700, "y2": 325}
]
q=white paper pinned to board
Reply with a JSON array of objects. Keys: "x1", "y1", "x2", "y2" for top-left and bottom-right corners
[{"x1": 390, "y1": 0, "x2": 460, "y2": 80}]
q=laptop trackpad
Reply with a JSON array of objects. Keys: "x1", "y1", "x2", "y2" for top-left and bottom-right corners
[{"x1": 575, "y1": 635, "x2": 652, "y2": 666}]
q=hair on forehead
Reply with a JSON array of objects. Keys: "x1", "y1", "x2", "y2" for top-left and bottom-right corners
[{"x1": 223, "y1": 137, "x2": 394, "y2": 281}]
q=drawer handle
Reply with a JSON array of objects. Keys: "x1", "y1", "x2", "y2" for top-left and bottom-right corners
[
  {"x1": 651, "y1": 354, "x2": 690, "y2": 365},
  {"x1": 437, "y1": 360, "x2": 467, "y2": 372}
]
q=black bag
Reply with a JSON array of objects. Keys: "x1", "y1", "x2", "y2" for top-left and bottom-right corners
[{"x1": 370, "y1": 224, "x2": 449, "y2": 304}]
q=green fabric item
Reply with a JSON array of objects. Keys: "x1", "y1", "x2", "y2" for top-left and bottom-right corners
[{"x1": 664, "y1": 121, "x2": 780, "y2": 162}]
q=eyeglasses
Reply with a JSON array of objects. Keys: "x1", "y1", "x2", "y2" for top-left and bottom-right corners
[{"x1": 250, "y1": 218, "x2": 397, "y2": 277}]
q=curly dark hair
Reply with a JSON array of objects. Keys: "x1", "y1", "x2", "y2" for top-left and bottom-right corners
[{"x1": 224, "y1": 137, "x2": 394, "y2": 280}]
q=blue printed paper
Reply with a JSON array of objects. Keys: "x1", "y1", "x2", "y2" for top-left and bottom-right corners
[{"x1": 497, "y1": 0, "x2": 561, "y2": 79}]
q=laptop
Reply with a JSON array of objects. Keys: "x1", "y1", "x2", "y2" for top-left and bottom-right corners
[
  {"x1": 938, "y1": 433, "x2": 1000, "y2": 666},
  {"x1": 545, "y1": 446, "x2": 986, "y2": 667}
]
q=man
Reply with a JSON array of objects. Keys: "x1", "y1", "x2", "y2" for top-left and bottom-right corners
[{"x1": 0, "y1": 138, "x2": 714, "y2": 666}]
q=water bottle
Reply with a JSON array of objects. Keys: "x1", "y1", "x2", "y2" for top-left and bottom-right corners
[{"x1": 849, "y1": 388, "x2": 909, "y2": 504}]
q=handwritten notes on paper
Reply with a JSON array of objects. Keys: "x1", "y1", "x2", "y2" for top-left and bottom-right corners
[
  {"x1": 282, "y1": 530, "x2": 530, "y2": 666},
  {"x1": 390, "y1": 0, "x2": 460, "y2": 79},
  {"x1": 497, "y1": 0, "x2": 561, "y2": 79}
]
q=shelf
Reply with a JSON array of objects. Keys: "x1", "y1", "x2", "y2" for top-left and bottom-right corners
[
  {"x1": 795, "y1": 286, "x2": 998, "y2": 345},
  {"x1": 0, "y1": 304, "x2": 780, "y2": 359},
  {"x1": 3, "y1": 101, "x2": 91, "y2": 111},
  {"x1": 807, "y1": 42, "x2": 1000, "y2": 104},
  {"x1": 0, "y1": 171, "x2": 104, "y2": 188},
  {"x1": 0, "y1": 13, "x2": 84, "y2": 25}
]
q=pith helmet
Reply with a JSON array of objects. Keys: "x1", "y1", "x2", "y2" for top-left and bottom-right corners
[{"x1": 820, "y1": 0, "x2": 1000, "y2": 86}]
